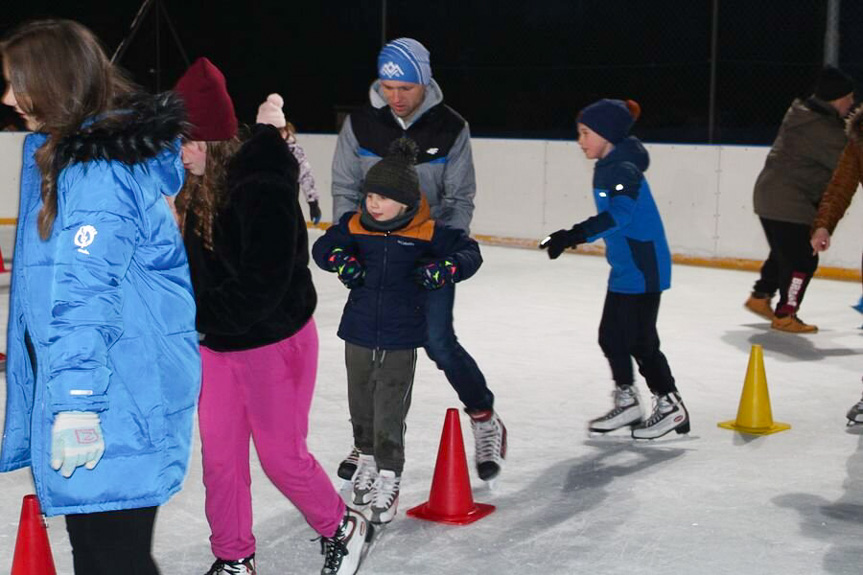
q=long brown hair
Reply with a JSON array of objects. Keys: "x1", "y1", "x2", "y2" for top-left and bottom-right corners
[
  {"x1": 175, "y1": 137, "x2": 242, "y2": 251},
  {"x1": 1, "y1": 20, "x2": 134, "y2": 239}
]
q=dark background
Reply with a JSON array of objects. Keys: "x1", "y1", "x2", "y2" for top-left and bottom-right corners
[{"x1": 2, "y1": 0, "x2": 862, "y2": 144}]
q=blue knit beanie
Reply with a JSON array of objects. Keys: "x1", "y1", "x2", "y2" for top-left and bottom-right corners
[
  {"x1": 578, "y1": 99, "x2": 641, "y2": 144},
  {"x1": 378, "y1": 38, "x2": 432, "y2": 85}
]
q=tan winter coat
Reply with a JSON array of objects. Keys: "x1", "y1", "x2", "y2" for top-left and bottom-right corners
[
  {"x1": 753, "y1": 97, "x2": 847, "y2": 225},
  {"x1": 812, "y1": 106, "x2": 863, "y2": 233}
]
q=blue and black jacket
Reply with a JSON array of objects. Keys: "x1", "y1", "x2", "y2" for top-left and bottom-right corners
[
  {"x1": 312, "y1": 197, "x2": 482, "y2": 350},
  {"x1": 575, "y1": 137, "x2": 671, "y2": 293}
]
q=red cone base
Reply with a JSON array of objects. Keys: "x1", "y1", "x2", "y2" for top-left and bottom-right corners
[
  {"x1": 12, "y1": 495, "x2": 57, "y2": 575},
  {"x1": 407, "y1": 408, "x2": 495, "y2": 525}
]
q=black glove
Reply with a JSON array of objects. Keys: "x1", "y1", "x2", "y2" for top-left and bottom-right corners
[
  {"x1": 308, "y1": 200, "x2": 322, "y2": 225},
  {"x1": 326, "y1": 247, "x2": 365, "y2": 288},
  {"x1": 415, "y1": 259, "x2": 459, "y2": 290},
  {"x1": 539, "y1": 226, "x2": 586, "y2": 259}
]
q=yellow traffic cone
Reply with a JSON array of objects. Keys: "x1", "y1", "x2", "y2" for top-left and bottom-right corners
[{"x1": 718, "y1": 344, "x2": 790, "y2": 435}]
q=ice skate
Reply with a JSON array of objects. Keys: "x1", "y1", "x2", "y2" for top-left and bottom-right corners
[
  {"x1": 351, "y1": 454, "x2": 377, "y2": 506},
  {"x1": 319, "y1": 507, "x2": 372, "y2": 575},
  {"x1": 204, "y1": 554, "x2": 256, "y2": 575},
  {"x1": 846, "y1": 382, "x2": 863, "y2": 426},
  {"x1": 369, "y1": 470, "x2": 400, "y2": 524},
  {"x1": 337, "y1": 446, "x2": 360, "y2": 481},
  {"x1": 588, "y1": 385, "x2": 644, "y2": 434},
  {"x1": 468, "y1": 409, "x2": 507, "y2": 481},
  {"x1": 632, "y1": 391, "x2": 690, "y2": 439}
]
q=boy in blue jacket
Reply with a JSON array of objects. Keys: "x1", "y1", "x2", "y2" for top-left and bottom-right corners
[
  {"x1": 540, "y1": 99, "x2": 689, "y2": 440},
  {"x1": 313, "y1": 139, "x2": 482, "y2": 523}
]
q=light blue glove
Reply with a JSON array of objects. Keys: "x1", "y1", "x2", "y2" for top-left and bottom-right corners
[{"x1": 51, "y1": 411, "x2": 105, "y2": 478}]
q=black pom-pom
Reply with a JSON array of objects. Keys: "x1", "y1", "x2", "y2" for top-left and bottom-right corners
[{"x1": 387, "y1": 137, "x2": 419, "y2": 165}]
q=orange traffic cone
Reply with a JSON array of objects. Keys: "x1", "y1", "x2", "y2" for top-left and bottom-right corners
[
  {"x1": 11, "y1": 495, "x2": 57, "y2": 575},
  {"x1": 718, "y1": 344, "x2": 791, "y2": 435},
  {"x1": 407, "y1": 408, "x2": 495, "y2": 525}
]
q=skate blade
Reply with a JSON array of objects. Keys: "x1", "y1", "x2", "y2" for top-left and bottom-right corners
[{"x1": 360, "y1": 522, "x2": 386, "y2": 566}]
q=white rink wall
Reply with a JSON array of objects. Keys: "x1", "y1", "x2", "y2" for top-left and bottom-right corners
[{"x1": 1, "y1": 132, "x2": 862, "y2": 270}]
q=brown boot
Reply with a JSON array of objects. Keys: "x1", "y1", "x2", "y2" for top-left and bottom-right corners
[
  {"x1": 771, "y1": 314, "x2": 818, "y2": 334},
  {"x1": 744, "y1": 295, "x2": 776, "y2": 321}
]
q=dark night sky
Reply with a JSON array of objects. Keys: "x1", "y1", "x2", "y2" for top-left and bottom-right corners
[{"x1": 2, "y1": 0, "x2": 862, "y2": 143}]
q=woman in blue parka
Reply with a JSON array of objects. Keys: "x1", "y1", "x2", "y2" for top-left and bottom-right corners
[{"x1": 0, "y1": 20, "x2": 200, "y2": 574}]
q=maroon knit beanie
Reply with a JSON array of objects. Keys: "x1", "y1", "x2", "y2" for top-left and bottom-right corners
[{"x1": 174, "y1": 57, "x2": 238, "y2": 141}]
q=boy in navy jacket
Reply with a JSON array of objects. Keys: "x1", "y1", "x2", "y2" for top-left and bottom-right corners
[
  {"x1": 313, "y1": 139, "x2": 482, "y2": 523},
  {"x1": 540, "y1": 99, "x2": 689, "y2": 440}
]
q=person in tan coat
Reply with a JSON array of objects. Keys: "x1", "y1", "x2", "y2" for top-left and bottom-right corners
[{"x1": 745, "y1": 67, "x2": 855, "y2": 333}]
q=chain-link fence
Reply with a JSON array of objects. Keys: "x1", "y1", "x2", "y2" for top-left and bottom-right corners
[
  {"x1": 384, "y1": 0, "x2": 862, "y2": 144},
  {"x1": 1, "y1": 0, "x2": 861, "y2": 145}
]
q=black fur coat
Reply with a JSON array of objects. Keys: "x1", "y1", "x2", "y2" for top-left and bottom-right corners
[{"x1": 184, "y1": 124, "x2": 317, "y2": 351}]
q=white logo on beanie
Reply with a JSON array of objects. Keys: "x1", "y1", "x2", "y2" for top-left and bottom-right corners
[{"x1": 380, "y1": 61, "x2": 405, "y2": 78}]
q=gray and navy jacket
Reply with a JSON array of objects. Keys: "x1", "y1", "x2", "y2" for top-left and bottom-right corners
[
  {"x1": 573, "y1": 136, "x2": 671, "y2": 294},
  {"x1": 332, "y1": 80, "x2": 477, "y2": 233}
]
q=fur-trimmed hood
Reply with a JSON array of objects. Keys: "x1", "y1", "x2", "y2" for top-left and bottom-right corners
[
  {"x1": 54, "y1": 91, "x2": 186, "y2": 169},
  {"x1": 846, "y1": 105, "x2": 863, "y2": 144}
]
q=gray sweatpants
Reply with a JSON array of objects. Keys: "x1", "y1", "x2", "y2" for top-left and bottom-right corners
[{"x1": 345, "y1": 343, "x2": 417, "y2": 474}]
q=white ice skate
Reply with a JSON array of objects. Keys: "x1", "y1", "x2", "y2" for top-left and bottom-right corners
[
  {"x1": 204, "y1": 554, "x2": 256, "y2": 575},
  {"x1": 319, "y1": 507, "x2": 372, "y2": 575},
  {"x1": 468, "y1": 410, "x2": 507, "y2": 482},
  {"x1": 351, "y1": 454, "x2": 377, "y2": 506},
  {"x1": 369, "y1": 470, "x2": 400, "y2": 525},
  {"x1": 632, "y1": 391, "x2": 690, "y2": 439},
  {"x1": 588, "y1": 385, "x2": 644, "y2": 434}
]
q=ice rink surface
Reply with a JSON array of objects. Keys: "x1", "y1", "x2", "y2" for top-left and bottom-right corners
[{"x1": 2, "y1": 232, "x2": 863, "y2": 574}]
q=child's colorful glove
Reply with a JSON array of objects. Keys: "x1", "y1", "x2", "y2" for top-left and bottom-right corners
[
  {"x1": 326, "y1": 247, "x2": 365, "y2": 288},
  {"x1": 415, "y1": 259, "x2": 459, "y2": 290},
  {"x1": 539, "y1": 226, "x2": 587, "y2": 259},
  {"x1": 308, "y1": 200, "x2": 322, "y2": 225},
  {"x1": 51, "y1": 411, "x2": 105, "y2": 478}
]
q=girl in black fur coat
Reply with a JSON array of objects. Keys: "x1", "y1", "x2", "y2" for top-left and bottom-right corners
[{"x1": 173, "y1": 58, "x2": 370, "y2": 575}]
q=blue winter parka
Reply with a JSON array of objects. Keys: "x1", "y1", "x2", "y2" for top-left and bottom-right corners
[
  {"x1": 312, "y1": 198, "x2": 482, "y2": 350},
  {"x1": 0, "y1": 94, "x2": 201, "y2": 516},
  {"x1": 575, "y1": 136, "x2": 672, "y2": 293}
]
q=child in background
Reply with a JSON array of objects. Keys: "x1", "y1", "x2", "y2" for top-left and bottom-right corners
[
  {"x1": 540, "y1": 99, "x2": 689, "y2": 440},
  {"x1": 313, "y1": 138, "x2": 482, "y2": 524},
  {"x1": 256, "y1": 93, "x2": 322, "y2": 224}
]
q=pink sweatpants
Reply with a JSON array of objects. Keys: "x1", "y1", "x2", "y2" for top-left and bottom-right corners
[{"x1": 198, "y1": 319, "x2": 345, "y2": 560}]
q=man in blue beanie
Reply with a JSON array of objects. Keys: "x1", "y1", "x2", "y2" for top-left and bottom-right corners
[{"x1": 331, "y1": 38, "x2": 507, "y2": 485}]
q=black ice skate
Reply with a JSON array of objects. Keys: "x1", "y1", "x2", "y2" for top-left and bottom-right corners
[
  {"x1": 632, "y1": 391, "x2": 690, "y2": 439},
  {"x1": 588, "y1": 385, "x2": 644, "y2": 434},
  {"x1": 468, "y1": 409, "x2": 507, "y2": 481},
  {"x1": 337, "y1": 446, "x2": 360, "y2": 481}
]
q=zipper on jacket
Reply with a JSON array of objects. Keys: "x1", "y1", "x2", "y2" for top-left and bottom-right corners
[{"x1": 375, "y1": 232, "x2": 390, "y2": 349}]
